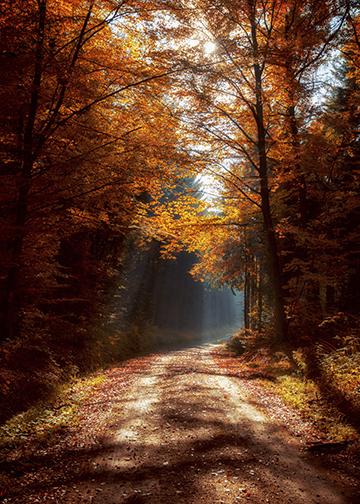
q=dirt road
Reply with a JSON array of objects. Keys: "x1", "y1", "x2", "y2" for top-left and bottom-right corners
[
  {"x1": 67, "y1": 344, "x2": 355, "y2": 503},
  {"x1": 2, "y1": 344, "x2": 358, "y2": 503}
]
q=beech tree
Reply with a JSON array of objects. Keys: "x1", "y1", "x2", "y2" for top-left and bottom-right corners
[
  {"x1": 149, "y1": 0, "x2": 353, "y2": 342},
  {"x1": 0, "y1": 0, "x2": 186, "y2": 341},
  {"x1": 151, "y1": 0, "x2": 295, "y2": 342}
]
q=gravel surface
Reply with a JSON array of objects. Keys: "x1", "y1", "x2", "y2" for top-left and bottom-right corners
[{"x1": 1, "y1": 344, "x2": 359, "y2": 503}]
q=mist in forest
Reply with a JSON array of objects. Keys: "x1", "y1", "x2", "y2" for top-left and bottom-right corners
[
  {"x1": 116, "y1": 244, "x2": 243, "y2": 348},
  {"x1": 151, "y1": 252, "x2": 243, "y2": 343}
]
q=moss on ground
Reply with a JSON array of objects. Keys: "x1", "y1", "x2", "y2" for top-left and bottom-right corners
[{"x1": 273, "y1": 374, "x2": 357, "y2": 441}]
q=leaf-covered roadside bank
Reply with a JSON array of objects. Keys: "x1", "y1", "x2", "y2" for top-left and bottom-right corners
[
  {"x1": 0, "y1": 374, "x2": 105, "y2": 453},
  {"x1": 212, "y1": 342, "x2": 360, "y2": 481},
  {"x1": 0, "y1": 354, "x2": 156, "y2": 502}
]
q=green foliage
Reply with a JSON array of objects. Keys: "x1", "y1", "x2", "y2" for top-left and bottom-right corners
[
  {"x1": 275, "y1": 374, "x2": 357, "y2": 441},
  {"x1": 0, "y1": 373, "x2": 105, "y2": 450},
  {"x1": 224, "y1": 330, "x2": 359, "y2": 442}
]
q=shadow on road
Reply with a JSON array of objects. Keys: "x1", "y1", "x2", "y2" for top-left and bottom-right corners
[{"x1": 0, "y1": 346, "x2": 358, "y2": 504}]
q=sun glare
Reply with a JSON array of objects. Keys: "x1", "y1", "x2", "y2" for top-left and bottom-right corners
[
  {"x1": 203, "y1": 40, "x2": 217, "y2": 55},
  {"x1": 188, "y1": 39, "x2": 200, "y2": 48}
]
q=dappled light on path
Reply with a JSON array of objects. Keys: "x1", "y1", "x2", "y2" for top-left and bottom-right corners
[{"x1": 1, "y1": 345, "x2": 356, "y2": 503}]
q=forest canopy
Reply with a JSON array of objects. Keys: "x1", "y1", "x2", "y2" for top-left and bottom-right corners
[{"x1": 0, "y1": 0, "x2": 359, "y2": 420}]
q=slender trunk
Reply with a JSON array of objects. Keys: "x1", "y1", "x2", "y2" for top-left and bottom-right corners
[
  {"x1": 284, "y1": 59, "x2": 315, "y2": 314},
  {"x1": 284, "y1": 7, "x2": 308, "y2": 224},
  {"x1": 250, "y1": 258, "x2": 256, "y2": 329},
  {"x1": 244, "y1": 255, "x2": 250, "y2": 329},
  {"x1": 258, "y1": 259, "x2": 263, "y2": 329},
  {"x1": 286, "y1": 98, "x2": 307, "y2": 223},
  {"x1": 2, "y1": 1, "x2": 46, "y2": 340},
  {"x1": 249, "y1": 0, "x2": 287, "y2": 343}
]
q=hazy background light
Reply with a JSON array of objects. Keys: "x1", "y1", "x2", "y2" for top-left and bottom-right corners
[
  {"x1": 203, "y1": 40, "x2": 217, "y2": 55},
  {"x1": 187, "y1": 38, "x2": 200, "y2": 48}
]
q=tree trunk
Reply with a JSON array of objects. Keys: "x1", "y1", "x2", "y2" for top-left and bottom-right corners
[
  {"x1": 249, "y1": 0, "x2": 287, "y2": 343},
  {"x1": 244, "y1": 252, "x2": 250, "y2": 329},
  {"x1": 257, "y1": 258, "x2": 263, "y2": 329},
  {"x1": 286, "y1": 99, "x2": 308, "y2": 223},
  {"x1": 250, "y1": 258, "x2": 256, "y2": 329},
  {"x1": 2, "y1": 0, "x2": 46, "y2": 340}
]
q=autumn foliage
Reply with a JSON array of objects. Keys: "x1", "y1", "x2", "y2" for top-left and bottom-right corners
[
  {"x1": 0, "y1": 1, "x2": 359, "y2": 419},
  {"x1": 149, "y1": 0, "x2": 359, "y2": 340}
]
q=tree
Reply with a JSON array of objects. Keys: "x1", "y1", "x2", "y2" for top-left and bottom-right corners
[
  {"x1": 0, "y1": 0, "x2": 184, "y2": 341},
  {"x1": 149, "y1": 0, "x2": 354, "y2": 344},
  {"x1": 152, "y1": 0, "x2": 294, "y2": 342}
]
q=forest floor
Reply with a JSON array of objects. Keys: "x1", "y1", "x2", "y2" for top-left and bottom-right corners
[{"x1": 1, "y1": 343, "x2": 359, "y2": 504}]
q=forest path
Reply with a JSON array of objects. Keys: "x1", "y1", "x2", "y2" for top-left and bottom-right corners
[
  {"x1": 64, "y1": 344, "x2": 351, "y2": 504},
  {"x1": 2, "y1": 344, "x2": 357, "y2": 503}
]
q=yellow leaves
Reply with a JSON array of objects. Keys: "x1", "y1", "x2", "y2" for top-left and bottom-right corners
[{"x1": 145, "y1": 183, "x2": 253, "y2": 285}]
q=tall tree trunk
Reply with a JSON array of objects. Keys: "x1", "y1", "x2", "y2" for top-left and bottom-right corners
[
  {"x1": 286, "y1": 95, "x2": 308, "y2": 223},
  {"x1": 249, "y1": 0, "x2": 287, "y2": 343},
  {"x1": 250, "y1": 257, "x2": 256, "y2": 329},
  {"x1": 244, "y1": 253, "x2": 250, "y2": 329},
  {"x1": 257, "y1": 258, "x2": 263, "y2": 329},
  {"x1": 2, "y1": 0, "x2": 46, "y2": 340}
]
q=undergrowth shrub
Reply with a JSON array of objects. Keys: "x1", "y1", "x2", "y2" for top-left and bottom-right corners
[
  {"x1": 0, "y1": 335, "x2": 62, "y2": 422},
  {"x1": 227, "y1": 333, "x2": 246, "y2": 354},
  {"x1": 0, "y1": 317, "x2": 178, "y2": 424},
  {"x1": 288, "y1": 315, "x2": 360, "y2": 431},
  {"x1": 227, "y1": 328, "x2": 268, "y2": 354},
  {"x1": 315, "y1": 330, "x2": 360, "y2": 417}
]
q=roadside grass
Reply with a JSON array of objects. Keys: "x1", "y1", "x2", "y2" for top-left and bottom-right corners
[
  {"x1": 274, "y1": 374, "x2": 357, "y2": 441},
  {"x1": 0, "y1": 373, "x2": 105, "y2": 451},
  {"x1": 222, "y1": 331, "x2": 359, "y2": 443}
]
